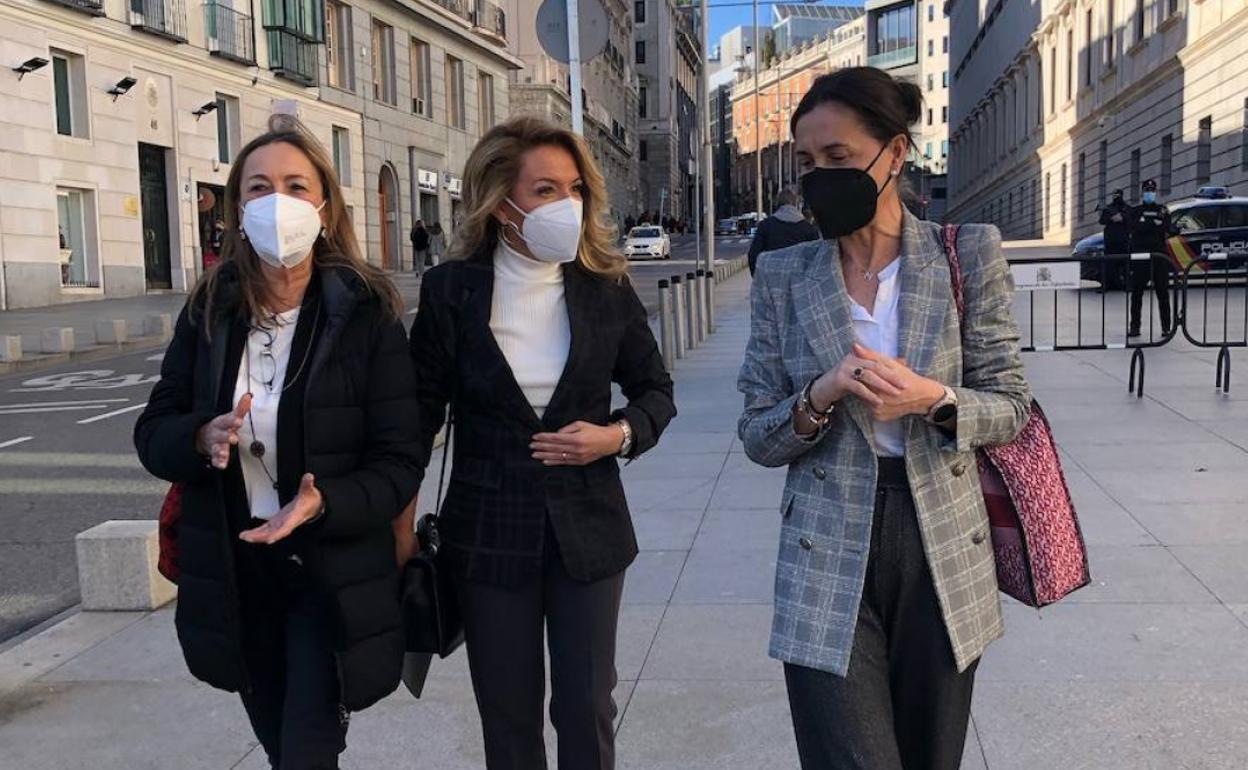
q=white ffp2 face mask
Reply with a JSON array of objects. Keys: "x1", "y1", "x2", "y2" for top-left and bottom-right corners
[
  {"x1": 242, "y1": 193, "x2": 325, "y2": 269},
  {"x1": 505, "y1": 197, "x2": 584, "y2": 263}
]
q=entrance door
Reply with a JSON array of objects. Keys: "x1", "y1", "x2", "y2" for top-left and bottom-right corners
[
  {"x1": 378, "y1": 165, "x2": 400, "y2": 270},
  {"x1": 139, "y1": 143, "x2": 172, "y2": 289}
]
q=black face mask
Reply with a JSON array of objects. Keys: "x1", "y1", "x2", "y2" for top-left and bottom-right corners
[{"x1": 801, "y1": 144, "x2": 894, "y2": 239}]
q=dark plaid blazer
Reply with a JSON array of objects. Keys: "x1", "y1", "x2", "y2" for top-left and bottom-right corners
[{"x1": 408, "y1": 249, "x2": 676, "y2": 586}]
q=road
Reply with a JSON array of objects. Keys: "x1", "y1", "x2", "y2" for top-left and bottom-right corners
[{"x1": 0, "y1": 236, "x2": 751, "y2": 644}]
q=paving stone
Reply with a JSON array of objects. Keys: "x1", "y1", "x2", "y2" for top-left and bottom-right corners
[
  {"x1": 640, "y1": 604, "x2": 778, "y2": 682},
  {"x1": 671, "y1": 547, "x2": 776, "y2": 605},
  {"x1": 1168, "y1": 546, "x2": 1248, "y2": 604},
  {"x1": 1067, "y1": 545, "x2": 1217, "y2": 604}
]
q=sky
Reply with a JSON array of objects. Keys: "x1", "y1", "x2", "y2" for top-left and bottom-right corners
[{"x1": 707, "y1": 0, "x2": 867, "y2": 46}]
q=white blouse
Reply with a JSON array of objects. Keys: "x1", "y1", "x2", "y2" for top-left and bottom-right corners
[
  {"x1": 849, "y1": 259, "x2": 905, "y2": 458},
  {"x1": 232, "y1": 307, "x2": 300, "y2": 520}
]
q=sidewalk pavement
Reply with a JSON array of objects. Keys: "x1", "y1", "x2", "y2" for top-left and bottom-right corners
[{"x1": 3, "y1": 272, "x2": 1248, "y2": 769}]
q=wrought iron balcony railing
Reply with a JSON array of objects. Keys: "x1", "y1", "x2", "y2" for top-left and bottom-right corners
[
  {"x1": 129, "y1": 0, "x2": 188, "y2": 43},
  {"x1": 267, "y1": 29, "x2": 319, "y2": 86},
  {"x1": 204, "y1": 2, "x2": 256, "y2": 65},
  {"x1": 42, "y1": 0, "x2": 105, "y2": 17},
  {"x1": 472, "y1": 0, "x2": 505, "y2": 41},
  {"x1": 260, "y1": 0, "x2": 324, "y2": 42}
]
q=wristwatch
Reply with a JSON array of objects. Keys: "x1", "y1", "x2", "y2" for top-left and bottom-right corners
[
  {"x1": 926, "y1": 386, "x2": 959, "y2": 426},
  {"x1": 616, "y1": 419, "x2": 634, "y2": 458}
]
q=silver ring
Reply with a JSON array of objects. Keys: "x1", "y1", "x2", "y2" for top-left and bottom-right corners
[
  {"x1": 852, "y1": 367, "x2": 864, "y2": 380},
  {"x1": 562, "y1": 452, "x2": 568, "y2": 461}
]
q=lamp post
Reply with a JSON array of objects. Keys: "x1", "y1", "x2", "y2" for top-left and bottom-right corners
[{"x1": 752, "y1": 0, "x2": 762, "y2": 219}]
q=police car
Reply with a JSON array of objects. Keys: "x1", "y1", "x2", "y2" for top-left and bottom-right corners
[{"x1": 1073, "y1": 187, "x2": 1248, "y2": 289}]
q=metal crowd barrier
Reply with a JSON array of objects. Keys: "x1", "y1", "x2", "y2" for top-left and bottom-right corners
[{"x1": 1177, "y1": 252, "x2": 1248, "y2": 393}]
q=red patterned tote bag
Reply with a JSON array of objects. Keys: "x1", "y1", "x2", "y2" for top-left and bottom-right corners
[
  {"x1": 942, "y1": 224, "x2": 1090, "y2": 607},
  {"x1": 157, "y1": 483, "x2": 183, "y2": 584}
]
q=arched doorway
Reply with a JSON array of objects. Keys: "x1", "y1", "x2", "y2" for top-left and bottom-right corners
[{"x1": 378, "y1": 164, "x2": 401, "y2": 270}]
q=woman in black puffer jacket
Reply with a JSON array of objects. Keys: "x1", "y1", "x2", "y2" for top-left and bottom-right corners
[{"x1": 134, "y1": 116, "x2": 420, "y2": 769}]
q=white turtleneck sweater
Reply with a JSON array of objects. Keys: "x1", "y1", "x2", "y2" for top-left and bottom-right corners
[{"x1": 490, "y1": 240, "x2": 572, "y2": 417}]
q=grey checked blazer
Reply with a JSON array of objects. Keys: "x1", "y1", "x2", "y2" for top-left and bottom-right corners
[{"x1": 737, "y1": 211, "x2": 1030, "y2": 676}]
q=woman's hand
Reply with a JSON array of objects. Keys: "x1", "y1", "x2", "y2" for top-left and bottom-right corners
[
  {"x1": 196, "y1": 394, "x2": 252, "y2": 470},
  {"x1": 239, "y1": 473, "x2": 324, "y2": 544},
  {"x1": 808, "y1": 350, "x2": 900, "y2": 412},
  {"x1": 531, "y1": 422, "x2": 625, "y2": 466},
  {"x1": 852, "y1": 344, "x2": 945, "y2": 422}
]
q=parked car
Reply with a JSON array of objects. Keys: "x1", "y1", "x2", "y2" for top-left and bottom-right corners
[
  {"x1": 624, "y1": 226, "x2": 671, "y2": 260},
  {"x1": 716, "y1": 218, "x2": 738, "y2": 236},
  {"x1": 1074, "y1": 190, "x2": 1248, "y2": 290}
]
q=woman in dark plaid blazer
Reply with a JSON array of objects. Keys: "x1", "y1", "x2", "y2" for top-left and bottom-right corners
[
  {"x1": 738, "y1": 68, "x2": 1031, "y2": 769},
  {"x1": 407, "y1": 117, "x2": 676, "y2": 769}
]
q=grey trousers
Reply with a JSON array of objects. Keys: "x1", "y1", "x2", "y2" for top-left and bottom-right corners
[
  {"x1": 454, "y1": 545, "x2": 625, "y2": 770},
  {"x1": 783, "y1": 457, "x2": 979, "y2": 770}
]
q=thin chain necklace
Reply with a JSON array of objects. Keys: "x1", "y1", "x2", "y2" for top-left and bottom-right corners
[{"x1": 242, "y1": 299, "x2": 320, "y2": 490}]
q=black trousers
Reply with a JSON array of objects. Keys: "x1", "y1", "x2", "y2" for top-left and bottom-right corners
[
  {"x1": 1129, "y1": 255, "x2": 1172, "y2": 334},
  {"x1": 783, "y1": 458, "x2": 978, "y2": 770},
  {"x1": 238, "y1": 545, "x2": 347, "y2": 770},
  {"x1": 453, "y1": 531, "x2": 625, "y2": 770}
]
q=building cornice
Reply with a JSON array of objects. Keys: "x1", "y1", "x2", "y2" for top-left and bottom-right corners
[{"x1": 394, "y1": 0, "x2": 525, "y2": 69}]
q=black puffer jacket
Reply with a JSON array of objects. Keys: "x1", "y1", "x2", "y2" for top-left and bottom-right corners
[{"x1": 134, "y1": 263, "x2": 420, "y2": 711}]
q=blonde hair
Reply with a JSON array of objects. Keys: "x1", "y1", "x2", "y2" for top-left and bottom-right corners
[
  {"x1": 190, "y1": 115, "x2": 402, "y2": 329},
  {"x1": 449, "y1": 116, "x2": 627, "y2": 280}
]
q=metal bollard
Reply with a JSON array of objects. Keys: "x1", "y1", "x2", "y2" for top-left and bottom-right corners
[
  {"x1": 684, "y1": 272, "x2": 697, "y2": 350},
  {"x1": 671, "y1": 276, "x2": 687, "y2": 359},
  {"x1": 696, "y1": 270, "x2": 711, "y2": 340},
  {"x1": 705, "y1": 269, "x2": 716, "y2": 334},
  {"x1": 692, "y1": 270, "x2": 705, "y2": 344},
  {"x1": 657, "y1": 279, "x2": 675, "y2": 370}
]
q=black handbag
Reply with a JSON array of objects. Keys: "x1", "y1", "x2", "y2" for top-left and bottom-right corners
[{"x1": 399, "y1": 410, "x2": 464, "y2": 659}]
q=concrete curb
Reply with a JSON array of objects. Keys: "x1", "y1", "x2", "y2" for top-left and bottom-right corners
[{"x1": 0, "y1": 336, "x2": 169, "y2": 376}]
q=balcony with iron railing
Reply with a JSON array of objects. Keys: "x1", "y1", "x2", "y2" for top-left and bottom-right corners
[
  {"x1": 129, "y1": 0, "x2": 188, "y2": 43},
  {"x1": 267, "y1": 28, "x2": 318, "y2": 86},
  {"x1": 204, "y1": 2, "x2": 256, "y2": 65},
  {"x1": 472, "y1": 0, "x2": 506, "y2": 42},
  {"x1": 42, "y1": 0, "x2": 105, "y2": 17}
]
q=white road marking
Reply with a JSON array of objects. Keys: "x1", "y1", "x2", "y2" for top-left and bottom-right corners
[
  {"x1": 76, "y1": 402, "x2": 148, "y2": 424},
  {"x1": 0, "y1": 436, "x2": 34, "y2": 449},
  {"x1": 0, "y1": 405, "x2": 112, "y2": 416},
  {"x1": 146, "y1": 353, "x2": 165, "y2": 362},
  {"x1": 0, "y1": 398, "x2": 129, "y2": 409}
]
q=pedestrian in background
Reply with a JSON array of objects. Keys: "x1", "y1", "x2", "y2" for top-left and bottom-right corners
[
  {"x1": 1127, "y1": 178, "x2": 1173, "y2": 338},
  {"x1": 407, "y1": 115, "x2": 676, "y2": 770},
  {"x1": 1099, "y1": 189, "x2": 1131, "y2": 258},
  {"x1": 428, "y1": 221, "x2": 447, "y2": 267},
  {"x1": 134, "y1": 115, "x2": 420, "y2": 769},
  {"x1": 747, "y1": 188, "x2": 821, "y2": 276},
  {"x1": 738, "y1": 66, "x2": 1030, "y2": 770},
  {"x1": 410, "y1": 218, "x2": 430, "y2": 274}
]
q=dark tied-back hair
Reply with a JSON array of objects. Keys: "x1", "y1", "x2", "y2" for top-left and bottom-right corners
[{"x1": 790, "y1": 66, "x2": 924, "y2": 150}]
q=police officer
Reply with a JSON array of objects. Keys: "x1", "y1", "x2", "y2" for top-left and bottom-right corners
[
  {"x1": 1099, "y1": 189, "x2": 1131, "y2": 256},
  {"x1": 1127, "y1": 179, "x2": 1173, "y2": 338}
]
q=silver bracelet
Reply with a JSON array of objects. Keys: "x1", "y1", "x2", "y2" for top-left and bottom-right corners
[{"x1": 616, "y1": 419, "x2": 634, "y2": 457}]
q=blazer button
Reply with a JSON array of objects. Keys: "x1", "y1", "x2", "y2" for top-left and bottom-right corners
[
  {"x1": 799, "y1": 537, "x2": 813, "y2": 551},
  {"x1": 813, "y1": 467, "x2": 827, "y2": 480},
  {"x1": 972, "y1": 531, "x2": 986, "y2": 545},
  {"x1": 952, "y1": 463, "x2": 966, "y2": 477}
]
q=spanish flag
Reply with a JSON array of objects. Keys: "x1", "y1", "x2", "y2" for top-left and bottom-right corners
[{"x1": 1167, "y1": 235, "x2": 1206, "y2": 275}]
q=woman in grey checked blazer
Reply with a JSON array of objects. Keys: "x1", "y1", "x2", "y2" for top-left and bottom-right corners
[{"x1": 737, "y1": 68, "x2": 1031, "y2": 769}]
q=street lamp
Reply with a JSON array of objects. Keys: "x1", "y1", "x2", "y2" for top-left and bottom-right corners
[
  {"x1": 192, "y1": 101, "x2": 219, "y2": 119},
  {"x1": 11, "y1": 57, "x2": 48, "y2": 81},
  {"x1": 107, "y1": 76, "x2": 137, "y2": 101}
]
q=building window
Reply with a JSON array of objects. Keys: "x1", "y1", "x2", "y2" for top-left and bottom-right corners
[
  {"x1": 928, "y1": 3, "x2": 934, "y2": 22},
  {"x1": 214, "y1": 93, "x2": 241, "y2": 164},
  {"x1": 332, "y1": 126, "x2": 352, "y2": 186},
  {"x1": 1084, "y1": 9, "x2": 1094, "y2": 87},
  {"x1": 1160, "y1": 133, "x2": 1173, "y2": 195},
  {"x1": 1045, "y1": 171, "x2": 1051, "y2": 229},
  {"x1": 942, "y1": 71, "x2": 948, "y2": 88},
  {"x1": 941, "y1": 139, "x2": 948, "y2": 158},
  {"x1": 942, "y1": 36, "x2": 948, "y2": 54},
  {"x1": 925, "y1": 141, "x2": 932, "y2": 159},
  {"x1": 1066, "y1": 29, "x2": 1074, "y2": 102},
  {"x1": 640, "y1": 140, "x2": 647, "y2": 161},
  {"x1": 51, "y1": 50, "x2": 88, "y2": 139},
  {"x1": 411, "y1": 39, "x2": 431, "y2": 117},
  {"x1": 1135, "y1": 0, "x2": 1146, "y2": 44},
  {"x1": 634, "y1": 0, "x2": 644, "y2": 23},
  {"x1": 1107, "y1": 0, "x2": 1116, "y2": 68},
  {"x1": 56, "y1": 187, "x2": 98, "y2": 288},
  {"x1": 942, "y1": 105, "x2": 948, "y2": 124},
  {"x1": 478, "y1": 72, "x2": 495, "y2": 131},
  {"x1": 1049, "y1": 46, "x2": 1057, "y2": 114},
  {"x1": 370, "y1": 18, "x2": 396, "y2": 105},
  {"x1": 1130, "y1": 148, "x2": 1142, "y2": 199},
  {"x1": 1163, "y1": 0, "x2": 1180, "y2": 20},
  {"x1": 1098, "y1": 140, "x2": 1108, "y2": 210},
  {"x1": 446, "y1": 55, "x2": 465, "y2": 129},
  {"x1": 1008, "y1": 191, "x2": 1014, "y2": 222},
  {"x1": 1197, "y1": 116, "x2": 1212, "y2": 184},
  {"x1": 1021, "y1": 72, "x2": 1029, "y2": 136},
  {"x1": 326, "y1": 0, "x2": 354, "y2": 91},
  {"x1": 1242, "y1": 99, "x2": 1248, "y2": 170},
  {"x1": 635, "y1": 41, "x2": 646, "y2": 65},
  {"x1": 928, "y1": 39, "x2": 933, "y2": 57},
  {"x1": 1060, "y1": 163, "x2": 1068, "y2": 227},
  {"x1": 927, "y1": 74, "x2": 933, "y2": 92},
  {"x1": 927, "y1": 108, "x2": 933, "y2": 127},
  {"x1": 1077, "y1": 152, "x2": 1086, "y2": 219},
  {"x1": 639, "y1": 86, "x2": 647, "y2": 118}
]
